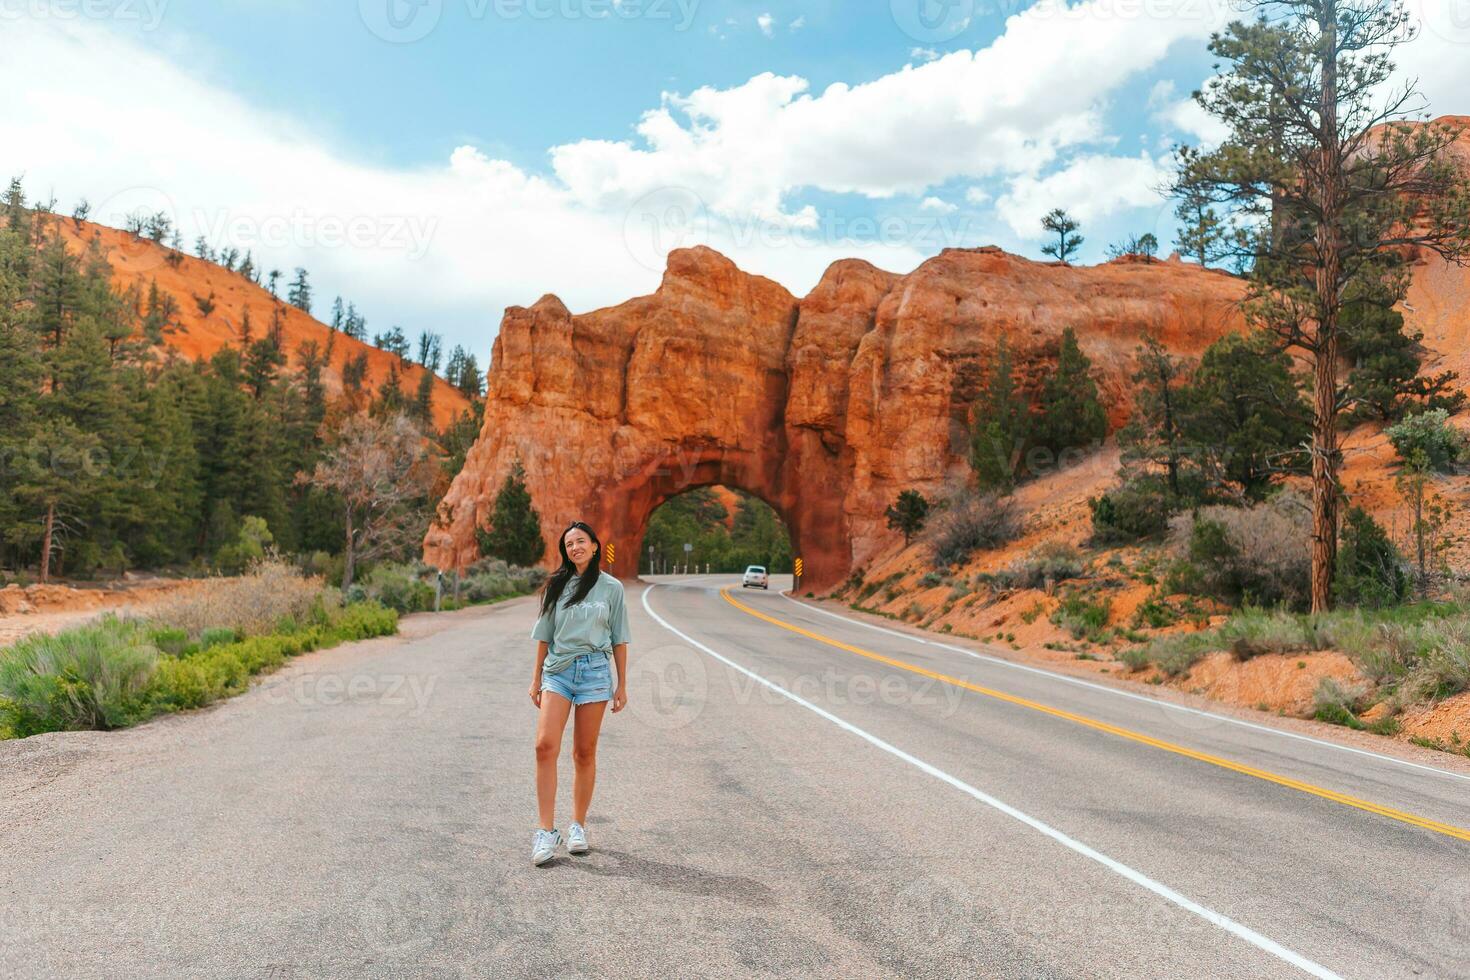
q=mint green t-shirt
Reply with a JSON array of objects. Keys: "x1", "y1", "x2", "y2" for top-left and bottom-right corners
[{"x1": 531, "y1": 571, "x2": 631, "y2": 675}]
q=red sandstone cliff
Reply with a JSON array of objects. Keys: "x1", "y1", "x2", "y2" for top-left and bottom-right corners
[{"x1": 424, "y1": 245, "x2": 1249, "y2": 589}]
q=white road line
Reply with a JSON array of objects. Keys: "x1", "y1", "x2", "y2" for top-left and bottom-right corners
[
  {"x1": 775, "y1": 588, "x2": 1470, "y2": 785},
  {"x1": 642, "y1": 584, "x2": 1343, "y2": 980}
]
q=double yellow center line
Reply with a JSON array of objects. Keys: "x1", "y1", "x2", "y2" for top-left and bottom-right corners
[{"x1": 718, "y1": 588, "x2": 1470, "y2": 844}]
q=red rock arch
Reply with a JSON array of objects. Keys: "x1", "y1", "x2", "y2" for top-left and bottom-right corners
[{"x1": 424, "y1": 246, "x2": 1245, "y2": 592}]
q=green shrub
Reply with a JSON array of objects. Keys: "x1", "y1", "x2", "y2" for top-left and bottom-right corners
[
  {"x1": 1386, "y1": 409, "x2": 1468, "y2": 473},
  {"x1": 1130, "y1": 598, "x2": 1177, "y2": 629},
  {"x1": 1334, "y1": 507, "x2": 1409, "y2": 609},
  {"x1": 1, "y1": 603, "x2": 399, "y2": 739},
  {"x1": 147, "y1": 626, "x2": 193, "y2": 657},
  {"x1": 1124, "y1": 631, "x2": 1216, "y2": 676},
  {"x1": 1400, "y1": 618, "x2": 1470, "y2": 703},
  {"x1": 1051, "y1": 591, "x2": 1112, "y2": 640},
  {"x1": 1313, "y1": 677, "x2": 1367, "y2": 729},
  {"x1": 199, "y1": 627, "x2": 239, "y2": 650},
  {"x1": 213, "y1": 516, "x2": 274, "y2": 575},
  {"x1": 356, "y1": 562, "x2": 437, "y2": 614},
  {"x1": 1117, "y1": 645, "x2": 1153, "y2": 671},
  {"x1": 918, "y1": 571, "x2": 945, "y2": 588},
  {"x1": 0, "y1": 617, "x2": 159, "y2": 736},
  {"x1": 1004, "y1": 541, "x2": 1085, "y2": 590},
  {"x1": 1217, "y1": 608, "x2": 1312, "y2": 660},
  {"x1": 1089, "y1": 473, "x2": 1174, "y2": 544}
]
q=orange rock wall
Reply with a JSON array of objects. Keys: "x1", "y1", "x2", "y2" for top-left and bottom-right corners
[{"x1": 425, "y1": 245, "x2": 1248, "y2": 590}]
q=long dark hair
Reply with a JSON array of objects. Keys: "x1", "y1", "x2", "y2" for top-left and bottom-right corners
[{"x1": 538, "y1": 520, "x2": 603, "y2": 616}]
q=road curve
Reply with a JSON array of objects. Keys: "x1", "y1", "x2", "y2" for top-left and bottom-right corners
[{"x1": 2, "y1": 574, "x2": 1466, "y2": 979}]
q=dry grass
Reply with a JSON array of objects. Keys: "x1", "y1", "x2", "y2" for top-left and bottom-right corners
[{"x1": 150, "y1": 556, "x2": 329, "y2": 639}]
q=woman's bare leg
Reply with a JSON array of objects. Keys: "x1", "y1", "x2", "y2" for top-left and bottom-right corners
[
  {"x1": 534, "y1": 692, "x2": 573, "y2": 829},
  {"x1": 571, "y1": 700, "x2": 609, "y2": 825}
]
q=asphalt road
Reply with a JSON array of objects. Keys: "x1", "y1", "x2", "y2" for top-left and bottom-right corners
[{"x1": 3, "y1": 574, "x2": 1468, "y2": 979}]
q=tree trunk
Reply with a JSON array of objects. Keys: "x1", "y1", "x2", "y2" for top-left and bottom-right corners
[
  {"x1": 1309, "y1": 349, "x2": 1340, "y2": 612},
  {"x1": 341, "y1": 509, "x2": 357, "y2": 591},
  {"x1": 39, "y1": 502, "x2": 54, "y2": 584},
  {"x1": 1310, "y1": 0, "x2": 1341, "y2": 614}
]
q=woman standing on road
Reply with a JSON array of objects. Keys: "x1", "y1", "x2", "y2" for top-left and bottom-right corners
[{"x1": 528, "y1": 520, "x2": 630, "y2": 865}]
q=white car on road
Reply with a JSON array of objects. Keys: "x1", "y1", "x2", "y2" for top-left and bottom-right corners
[{"x1": 741, "y1": 565, "x2": 769, "y2": 589}]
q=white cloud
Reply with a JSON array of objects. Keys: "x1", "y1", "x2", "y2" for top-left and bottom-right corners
[
  {"x1": 550, "y1": 0, "x2": 1231, "y2": 227},
  {"x1": 0, "y1": 0, "x2": 1255, "y2": 353},
  {"x1": 994, "y1": 152, "x2": 1171, "y2": 238},
  {"x1": 757, "y1": 12, "x2": 774, "y2": 37},
  {"x1": 789, "y1": 15, "x2": 805, "y2": 32},
  {"x1": 920, "y1": 196, "x2": 957, "y2": 213},
  {"x1": 965, "y1": 187, "x2": 992, "y2": 205},
  {"x1": 1147, "y1": 79, "x2": 1176, "y2": 110},
  {"x1": 909, "y1": 47, "x2": 941, "y2": 63},
  {"x1": 0, "y1": 20, "x2": 922, "y2": 357}
]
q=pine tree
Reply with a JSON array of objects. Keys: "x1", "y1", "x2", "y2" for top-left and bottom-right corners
[
  {"x1": 1032, "y1": 327, "x2": 1107, "y2": 461},
  {"x1": 341, "y1": 352, "x2": 369, "y2": 411},
  {"x1": 330, "y1": 296, "x2": 345, "y2": 332},
  {"x1": 444, "y1": 345, "x2": 468, "y2": 389},
  {"x1": 476, "y1": 459, "x2": 545, "y2": 567},
  {"x1": 457, "y1": 352, "x2": 484, "y2": 398},
  {"x1": 1182, "y1": 332, "x2": 1311, "y2": 501},
  {"x1": 412, "y1": 366, "x2": 435, "y2": 423},
  {"x1": 1040, "y1": 208, "x2": 1082, "y2": 263},
  {"x1": 884, "y1": 490, "x2": 930, "y2": 545},
  {"x1": 1172, "y1": 0, "x2": 1470, "y2": 610},
  {"x1": 12, "y1": 418, "x2": 101, "y2": 581},
  {"x1": 437, "y1": 400, "x2": 484, "y2": 484},
  {"x1": 373, "y1": 360, "x2": 407, "y2": 416},
  {"x1": 1118, "y1": 334, "x2": 1194, "y2": 497},
  {"x1": 416, "y1": 330, "x2": 442, "y2": 371},
  {"x1": 287, "y1": 268, "x2": 312, "y2": 313},
  {"x1": 244, "y1": 336, "x2": 286, "y2": 399},
  {"x1": 343, "y1": 302, "x2": 366, "y2": 340},
  {"x1": 1342, "y1": 298, "x2": 1463, "y2": 421},
  {"x1": 969, "y1": 334, "x2": 1028, "y2": 491}
]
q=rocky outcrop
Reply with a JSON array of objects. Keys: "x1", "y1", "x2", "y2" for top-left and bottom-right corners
[{"x1": 424, "y1": 245, "x2": 1248, "y2": 590}]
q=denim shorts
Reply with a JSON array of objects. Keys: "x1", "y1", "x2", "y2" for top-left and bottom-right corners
[{"x1": 540, "y1": 653, "x2": 614, "y2": 706}]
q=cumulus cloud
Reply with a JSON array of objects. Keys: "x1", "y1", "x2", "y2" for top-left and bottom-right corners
[
  {"x1": 994, "y1": 153, "x2": 1172, "y2": 239},
  {"x1": 0, "y1": 0, "x2": 1263, "y2": 352},
  {"x1": 757, "y1": 12, "x2": 774, "y2": 37}
]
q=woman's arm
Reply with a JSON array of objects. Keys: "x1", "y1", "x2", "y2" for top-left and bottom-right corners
[
  {"x1": 610, "y1": 642, "x2": 628, "y2": 712},
  {"x1": 529, "y1": 640, "x2": 549, "y2": 707}
]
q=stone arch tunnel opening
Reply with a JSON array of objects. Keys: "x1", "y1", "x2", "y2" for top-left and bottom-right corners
[{"x1": 637, "y1": 485, "x2": 793, "y2": 577}]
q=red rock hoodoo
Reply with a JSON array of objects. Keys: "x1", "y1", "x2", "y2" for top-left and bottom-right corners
[{"x1": 424, "y1": 244, "x2": 1249, "y2": 590}]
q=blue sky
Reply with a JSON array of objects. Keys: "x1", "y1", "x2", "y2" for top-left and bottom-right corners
[{"x1": 3, "y1": 1, "x2": 1466, "y2": 365}]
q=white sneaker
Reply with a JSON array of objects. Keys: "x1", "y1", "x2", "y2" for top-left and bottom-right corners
[
  {"x1": 567, "y1": 821, "x2": 589, "y2": 854},
  {"x1": 531, "y1": 828, "x2": 563, "y2": 865}
]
